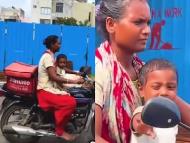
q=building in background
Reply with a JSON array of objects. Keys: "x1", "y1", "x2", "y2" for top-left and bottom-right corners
[
  {"x1": 30, "y1": 0, "x2": 95, "y2": 26},
  {"x1": 72, "y1": 1, "x2": 95, "y2": 26},
  {"x1": 76, "y1": 0, "x2": 87, "y2": 2},
  {"x1": 0, "y1": 0, "x2": 95, "y2": 26},
  {"x1": 51, "y1": 0, "x2": 74, "y2": 20},
  {"x1": 0, "y1": 7, "x2": 25, "y2": 22},
  {"x1": 31, "y1": 0, "x2": 52, "y2": 24}
]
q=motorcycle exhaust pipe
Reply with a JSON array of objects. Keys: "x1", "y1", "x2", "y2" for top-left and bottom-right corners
[{"x1": 3, "y1": 125, "x2": 55, "y2": 137}]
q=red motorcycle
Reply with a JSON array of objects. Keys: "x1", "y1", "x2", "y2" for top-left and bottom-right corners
[{"x1": 0, "y1": 62, "x2": 95, "y2": 143}]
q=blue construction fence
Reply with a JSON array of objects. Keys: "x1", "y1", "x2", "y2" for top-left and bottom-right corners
[
  {"x1": 0, "y1": 22, "x2": 95, "y2": 74},
  {"x1": 96, "y1": 0, "x2": 190, "y2": 103}
]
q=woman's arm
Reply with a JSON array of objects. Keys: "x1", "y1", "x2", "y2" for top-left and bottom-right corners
[
  {"x1": 47, "y1": 66, "x2": 83, "y2": 84},
  {"x1": 95, "y1": 59, "x2": 110, "y2": 143},
  {"x1": 95, "y1": 104, "x2": 109, "y2": 143},
  {"x1": 64, "y1": 67, "x2": 80, "y2": 75},
  {"x1": 174, "y1": 96, "x2": 190, "y2": 126}
]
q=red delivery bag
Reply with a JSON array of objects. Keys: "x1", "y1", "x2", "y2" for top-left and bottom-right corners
[{"x1": 4, "y1": 62, "x2": 38, "y2": 96}]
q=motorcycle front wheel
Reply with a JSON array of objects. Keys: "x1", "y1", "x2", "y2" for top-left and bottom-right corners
[{"x1": 1, "y1": 103, "x2": 41, "y2": 143}]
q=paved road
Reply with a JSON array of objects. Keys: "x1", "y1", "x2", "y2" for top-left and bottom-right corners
[
  {"x1": 0, "y1": 132, "x2": 93, "y2": 143},
  {"x1": 0, "y1": 85, "x2": 94, "y2": 143}
]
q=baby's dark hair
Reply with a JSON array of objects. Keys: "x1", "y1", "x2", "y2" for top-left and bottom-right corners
[
  {"x1": 138, "y1": 59, "x2": 178, "y2": 85},
  {"x1": 43, "y1": 35, "x2": 59, "y2": 49},
  {"x1": 56, "y1": 54, "x2": 67, "y2": 62}
]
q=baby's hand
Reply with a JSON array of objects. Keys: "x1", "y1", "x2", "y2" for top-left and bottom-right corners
[{"x1": 132, "y1": 112, "x2": 156, "y2": 138}]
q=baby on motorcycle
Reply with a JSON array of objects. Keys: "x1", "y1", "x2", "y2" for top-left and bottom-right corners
[{"x1": 55, "y1": 54, "x2": 94, "y2": 90}]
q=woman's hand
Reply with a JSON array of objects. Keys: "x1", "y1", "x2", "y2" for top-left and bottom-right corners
[
  {"x1": 75, "y1": 78, "x2": 85, "y2": 84},
  {"x1": 168, "y1": 95, "x2": 190, "y2": 126},
  {"x1": 132, "y1": 112, "x2": 156, "y2": 138}
]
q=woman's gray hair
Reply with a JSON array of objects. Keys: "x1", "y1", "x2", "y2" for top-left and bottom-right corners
[
  {"x1": 138, "y1": 59, "x2": 178, "y2": 86},
  {"x1": 96, "y1": 0, "x2": 146, "y2": 40}
]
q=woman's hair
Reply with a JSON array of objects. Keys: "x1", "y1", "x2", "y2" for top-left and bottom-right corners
[
  {"x1": 56, "y1": 54, "x2": 67, "y2": 62},
  {"x1": 43, "y1": 35, "x2": 59, "y2": 49},
  {"x1": 96, "y1": 0, "x2": 146, "y2": 40},
  {"x1": 138, "y1": 59, "x2": 178, "y2": 86}
]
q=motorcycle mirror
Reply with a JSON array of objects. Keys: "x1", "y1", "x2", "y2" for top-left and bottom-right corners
[
  {"x1": 141, "y1": 96, "x2": 181, "y2": 128},
  {"x1": 80, "y1": 67, "x2": 91, "y2": 75},
  {"x1": 81, "y1": 72, "x2": 87, "y2": 78}
]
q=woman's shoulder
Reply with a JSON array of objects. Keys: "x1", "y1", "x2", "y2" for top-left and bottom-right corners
[
  {"x1": 43, "y1": 52, "x2": 52, "y2": 58},
  {"x1": 133, "y1": 55, "x2": 144, "y2": 65},
  {"x1": 96, "y1": 56, "x2": 112, "y2": 77},
  {"x1": 39, "y1": 53, "x2": 52, "y2": 62},
  {"x1": 132, "y1": 54, "x2": 144, "y2": 72},
  {"x1": 95, "y1": 41, "x2": 111, "y2": 63},
  {"x1": 39, "y1": 52, "x2": 55, "y2": 68}
]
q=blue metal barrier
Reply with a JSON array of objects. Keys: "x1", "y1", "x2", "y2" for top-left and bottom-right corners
[{"x1": 0, "y1": 22, "x2": 95, "y2": 74}]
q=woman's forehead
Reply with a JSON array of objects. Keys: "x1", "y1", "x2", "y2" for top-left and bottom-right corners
[{"x1": 122, "y1": 0, "x2": 151, "y2": 20}]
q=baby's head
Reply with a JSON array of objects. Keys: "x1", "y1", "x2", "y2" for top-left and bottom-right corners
[
  {"x1": 56, "y1": 54, "x2": 67, "y2": 69},
  {"x1": 138, "y1": 59, "x2": 178, "y2": 103}
]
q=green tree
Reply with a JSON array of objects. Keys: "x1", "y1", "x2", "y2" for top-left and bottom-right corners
[
  {"x1": 78, "y1": 19, "x2": 91, "y2": 26},
  {"x1": 53, "y1": 17, "x2": 91, "y2": 27},
  {"x1": 53, "y1": 17, "x2": 78, "y2": 26}
]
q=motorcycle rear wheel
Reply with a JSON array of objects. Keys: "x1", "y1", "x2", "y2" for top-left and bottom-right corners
[
  {"x1": 1, "y1": 103, "x2": 41, "y2": 143},
  {"x1": 1, "y1": 98, "x2": 13, "y2": 109}
]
